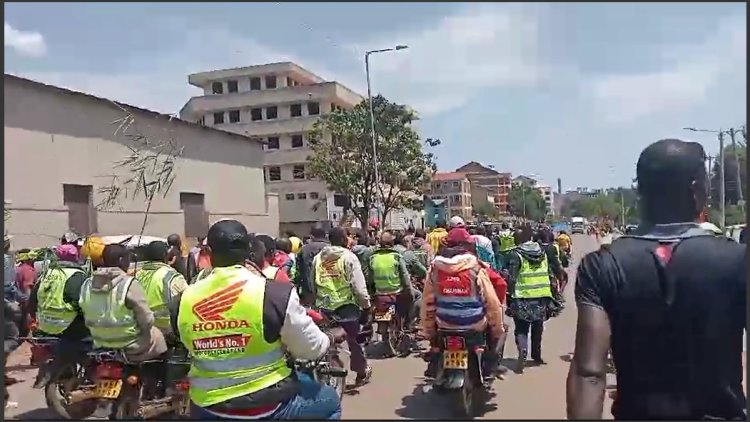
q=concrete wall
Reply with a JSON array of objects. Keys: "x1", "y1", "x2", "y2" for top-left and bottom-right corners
[{"x1": 4, "y1": 75, "x2": 279, "y2": 248}]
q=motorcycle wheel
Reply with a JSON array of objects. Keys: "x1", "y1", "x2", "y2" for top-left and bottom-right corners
[
  {"x1": 323, "y1": 346, "x2": 346, "y2": 401},
  {"x1": 44, "y1": 369, "x2": 96, "y2": 419},
  {"x1": 110, "y1": 385, "x2": 142, "y2": 420},
  {"x1": 382, "y1": 322, "x2": 399, "y2": 358}
]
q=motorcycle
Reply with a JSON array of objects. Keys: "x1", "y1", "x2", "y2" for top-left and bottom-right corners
[
  {"x1": 432, "y1": 329, "x2": 491, "y2": 418},
  {"x1": 87, "y1": 347, "x2": 191, "y2": 420},
  {"x1": 300, "y1": 309, "x2": 350, "y2": 400},
  {"x1": 372, "y1": 294, "x2": 411, "y2": 357},
  {"x1": 28, "y1": 336, "x2": 98, "y2": 419}
]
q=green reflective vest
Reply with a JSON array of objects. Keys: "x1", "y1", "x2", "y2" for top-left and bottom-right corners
[
  {"x1": 177, "y1": 265, "x2": 292, "y2": 408},
  {"x1": 135, "y1": 262, "x2": 180, "y2": 332},
  {"x1": 313, "y1": 254, "x2": 355, "y2": 311},
  {"x1": 370, "y1": 250, "x2": 402, "y2": 294},
  {"x1": 37, "y1": 267, "x2": 84, "y2": 335},
  {"x1": 499, "y1": 232, "x2": 516, "y2": 252},
  {"x1": 513, "y1": 254, "x2": 553, "y2": 299},
  {"x1": 79, "y1": 275, "x2": 140, "y2": 349}
]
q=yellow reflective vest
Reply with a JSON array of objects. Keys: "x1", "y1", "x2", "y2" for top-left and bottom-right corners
[
  {"x1": 513, "y1": 254, "x2": 553, "y2": 299},
  {"x1": 313, "y1": 254, "x2": 355, "y2": 311},
  {"x1": 177, "y1": 265, "x2": 292, "y2": 408},
  {"x1": 135, "y1": 262, "x2": 182, "y2": 332},
  {"x1": 37, "y1": 267, "x2": 84, "y2": 335},
  {"x1": 79, "y1": 274, "x2": 140, "y2": 349}
]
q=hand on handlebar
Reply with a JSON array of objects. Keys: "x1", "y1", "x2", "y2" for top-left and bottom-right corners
[{"x1": 328, "y1": 327, "x2": 347, "y2": 344}]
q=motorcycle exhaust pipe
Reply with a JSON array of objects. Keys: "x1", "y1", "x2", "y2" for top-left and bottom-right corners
[
  {"x1": 66, "y1": 387, "x2": 98, "y2": 404},
  {"x1": 136, "y1": 397, "x2": 177, "y2": 419}
]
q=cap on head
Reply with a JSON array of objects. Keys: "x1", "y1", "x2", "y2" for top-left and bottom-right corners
[
  {"x1": 444, "y1": 227, "x2": 473, "y2": 247},
  {"x1": 449, "y1": 216, "x2": 466, "y2": 228},
  {"x1": 207, "y1": 220, "x2": 249, "y2": 253}
]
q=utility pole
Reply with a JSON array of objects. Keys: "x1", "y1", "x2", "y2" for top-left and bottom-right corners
[
  {"x1": 620, "y1": 190, "x2": 626, "y2": 228},
  {"x1": 729, "y1": 128, "x2": 744, "y2": 211},
  {"x1": 707, "y1": 154, "x2": 713, "y2": 204},
  {"x1": 719, "y1": 130, "x2": 726, "y2": 228}
]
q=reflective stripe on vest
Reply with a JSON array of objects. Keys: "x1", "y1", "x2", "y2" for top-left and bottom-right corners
[
  {"x1": 176, "y1": 265, "x2": 291, "y2": 408},
  {"x1": 37, "y1": 267, "x2": 84, "y2": 335},
  {"x1": 313, "y1": 254, "x2": 355, "y2": 311},
  {"x1": 513, "y1": 254, "x2": 552, "y2": 299},
  {"x1": 135, "y1": 263, "x2": 178, "y2": 331},
  {"x1": 432, "y1": 266, "x2": 485, "y2": 327},
  {"x1": 370, "y1": 250, "x2": 402, "y2": 294},
  {"x1": 79, "y1": 274, "x2": 140, "y2": 349},
  {"x1": 261, "y1": 266, "x2": 279, "y2": 280}
]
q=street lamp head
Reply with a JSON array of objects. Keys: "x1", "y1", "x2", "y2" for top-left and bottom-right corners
[
  {"x1": 395, "y1": 45, "x2": 409, "y2": 50},
  {"x1": 683, "y1": 127, "x2": 698, "y2": 131}
]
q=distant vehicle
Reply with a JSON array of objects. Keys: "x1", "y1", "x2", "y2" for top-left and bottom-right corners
[
  {"x1": 571, "y1": 216, "x2": 586, "y2": 234},
  {"x1": 725, "y1": 224, "x2": 746, "y2": 242}
]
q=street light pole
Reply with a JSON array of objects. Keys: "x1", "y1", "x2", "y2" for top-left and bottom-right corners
[
  {"x1": 729, "y1": 128, "x2": 744, "y2": 209},
  {"x1": 719, "y1": 130, "x2": 726, "y2": 228},
  {"x1": 364, "y1": 45, "x2": 408, "y2": 228}
]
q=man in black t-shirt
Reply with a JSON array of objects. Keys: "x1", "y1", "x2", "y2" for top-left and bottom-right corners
[{"x1": 566, "y1": 139, "x2": 747, "y2": 420}]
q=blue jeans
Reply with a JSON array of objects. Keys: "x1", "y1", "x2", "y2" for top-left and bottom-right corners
[{"x1": 190, "y1": 372, "x2": 341, "y2": 420}]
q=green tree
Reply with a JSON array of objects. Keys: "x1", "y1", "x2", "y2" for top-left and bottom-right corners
[
  {"x1": 307, "y1": 95, "x2": 437, "y2": 227},
  {"x1": 472, "y1": 201, "x2": 498, "y2": 220},
  {"x1": 508, "y1": 184, "x2": 547, "y2": 221},
  {"x1": 710, "y1": 144, "x2": 746, "y2": 208}
]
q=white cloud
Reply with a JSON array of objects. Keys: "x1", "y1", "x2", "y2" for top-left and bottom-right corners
[
  {"x1": 4, "y1": 22, "x2": 47, "y2": 57},
  {"x1": 9, "y1": 22, "x2": 341, "y2": 115},
  {"x1": 585, "y1": 14, "x2": 746, "y2": 125},
  {"x1": 345, "y1": 4, "x2": 547, "y2": 117}
]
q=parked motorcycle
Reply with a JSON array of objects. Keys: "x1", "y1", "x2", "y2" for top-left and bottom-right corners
[
  {"x1": 301, "y1": 309, "x2": 350, "y2": 400},
  {"x1": 373, "y1": 295, "x2": 411, "y2": 357},
  {"x1": 432, "y1": 329, "x2": 491, "y2": 418},
  {"x1": 28, "y1": 336, "x2": 98, "y2": 419},
  {"x1": 87, "y1": 347, "x2": 191, "y2": 420}
]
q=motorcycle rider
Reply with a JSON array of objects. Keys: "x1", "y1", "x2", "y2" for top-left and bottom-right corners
[
  {"x1": 420, "y1": 227, "x2": 506, "y2": 377},
  {"x1": 506, "y1": 227, "x2": 555, "y2": 372},
  {"x1": 310, "y1": 227, "x2": 373, "y2": 386},
  {"x1": 172, "y1": 220, "x2": 345, "y2": 419},
  {"x1": 79, "y1": 244, "x2": 168, "y2": 362},
  {"x1": 255, "y1": 234, "x2": 291, "y2": 282},
  {"x1": 28, "y1": 244, "x2": 91, "y2": 372},
  {"x1": 134, "y1": 241, "x2": 188, "y2": 343},
  {"x1": 367, "y1": 231, "x2": 414, "y2": 330},
  {"x1": 272, "y1": 237, "x2": 295, "y2": 277},
  {"x1": 426, "y1": 221, "x2": 449, "y2": 255},
  {"x1": 393, "y1": 233, "x2": 426, "y2": 332},
  {"x1": 497, "y1": 223, "x2": 516, "y2": 271}
]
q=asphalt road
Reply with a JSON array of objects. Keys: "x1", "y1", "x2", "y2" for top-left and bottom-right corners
[{"x1": 0, "y1": 235, "x2": 622, "y2": 419}]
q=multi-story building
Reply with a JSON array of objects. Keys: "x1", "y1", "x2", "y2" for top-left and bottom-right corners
[
  {"x1": 179, "y1": 62, "x2": 363, "y2": 234},
  {"x1": 537, "y1": 184, "x2": 555, "y2": 216},
  {"x1": 456, "y1": 162, "x2": 512, "y2": 215},
  {"x1": 428, "y1": 172, "x2": 473, "y2": 220}
]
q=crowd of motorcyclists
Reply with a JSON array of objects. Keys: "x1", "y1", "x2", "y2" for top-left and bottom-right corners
[{"x1": 3, "y1": 214, "x2": 577, "y2": 419}]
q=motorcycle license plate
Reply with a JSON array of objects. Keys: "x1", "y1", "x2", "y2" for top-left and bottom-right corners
[
  {"x1": 374, "y1": 306, "x2": 395, "y2": 322},
  {"x1": 443, "y1": 350, "x2": 469, "y2": 369},
  {"x1": 93, "y1": 379, "x2": 122, "y2": 399}
]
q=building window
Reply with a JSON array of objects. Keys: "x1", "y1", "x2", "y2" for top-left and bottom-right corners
[
  {"x1": 290, "y1": 103, "x2": 302, "y2": 117},
  {"x1": 63, "y1": 184, "x2": 97, "y2": 235},
  {"x1": 250, "y1": 77, "x2": 261, "y2": 90},
  {"x1": 287, "y1": 76, "x2": 298, "y2": 87},
  {"x1": 266, "y1": 106, "x2": 278, "y2": 120},
  {"x1": 285, "y1": 193, "x2": 295, "y2": 201},
  {"x1": 267, "y1": 136, "x2": 280, "y2": 150},
  {"x1": 268, "y1": 166, "x2": 281, "y2": 181},
  {"x1": 330, "y1": 103, "x2": 338, "y2": 113},
  {"x1": 227, "y1": 80, "x2": 238, "y2": 93},
  {"x1": 265, "y1": 75, "x2": 277, "y2": 89},
  {"x1": 213, "y1": 112, "x2": 225, "y2": 124},
  {"x1": 293, "y1": 165, "x2": 305, "y2": 180},
  {"x1": 453, "y1": 181, "x2": 460, "y2": 188},
  {"x1": 211, "y1": 82, "x2": 223, "y2": 94},
  {"x1": 297, "y1": 193, "x2": 307, "y2": 200},
  {"x1": 291, "y1": 134, "x2": 303, "y2": 148},
  {"x1": 251, "y1": 108, "x2": 263, "y2": 121},
  {"x1": 180, "y1": 192, "x2": 208, "y2": 238},
  {"x1": 307, "y1": 102, "x2": 320, "y2": 116},
  {"x1": 228, "y1": 110, "x2": 240, "y2": 123},
  {"x1": 197, "y1": 116, "x2": 205, "y2": 126},
  {"x1": 333, "y1": 194, "x2": 348, "y2": 208},
  {"x1": 310, "y1": 192, "x2": 319, "y2": 200}
]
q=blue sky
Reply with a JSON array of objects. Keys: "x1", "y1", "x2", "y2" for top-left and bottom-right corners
[{"x1": 5, "y1": 2, "x2": 746, "y2": 190}]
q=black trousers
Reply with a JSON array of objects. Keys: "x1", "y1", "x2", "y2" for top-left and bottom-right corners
[{"x1": 513, "y1": 319, "x2": 543, "y2": 360}]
